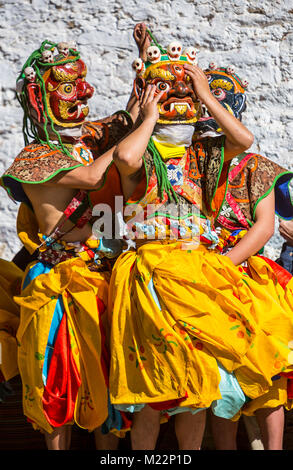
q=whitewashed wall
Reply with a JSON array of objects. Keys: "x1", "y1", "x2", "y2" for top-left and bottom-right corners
[{"x1": 0, "y1": 0, "x2": 292, "y2": 260}]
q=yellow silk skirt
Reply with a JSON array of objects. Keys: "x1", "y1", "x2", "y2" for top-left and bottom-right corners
[
  {"x1": 108, "y1": 241, "x2": 293, "y2": 416},
  {"x1": 0, "y1": 259, "x2": 23, "y2": 382},
  {"x1": 14, "y1": 257, "x2": 110, "y2": 434}
]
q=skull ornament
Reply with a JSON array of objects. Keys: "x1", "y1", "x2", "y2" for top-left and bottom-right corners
[
  {"x1": 57, "y1": 42, "x2": 70, "y2": 57},
  {"x1": 167, "y1": 41, "x2": 183, "y2": 60},
  {"x1": 208, "y1": 62, "x2": 217, "y2": 70},
  {"x1": 41, "y1": 50, "x2": 54, "y2": 63},
  {"x1": 146, "y1": 46, "x2": 161, "y2": 64},
  {"x1": 183, "y1": 47, "x2": 198, "y2": 64},
  {"x1": 24, "y1": 66, "x2": 36, "y2": 83},
  {"x1": 132, "y1": 58, "x2": 145, "y2": 76},
  {"x1": 226, "y1": 65, "x2": 235, "y2": 75}
]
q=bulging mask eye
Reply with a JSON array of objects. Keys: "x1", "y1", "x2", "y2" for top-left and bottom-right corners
[
  {"x1": 156, "y1": 82, "x2": 170, "y2": 92},
  {"x1": 58, "y1": 83, "x2": 76, "y2": 97},
  {"x1": 63, "y1": 84, "x2": 73, "y2": 93},
  {"x1": 212, "y1": 88, "x2": 226, "y2": 100}
]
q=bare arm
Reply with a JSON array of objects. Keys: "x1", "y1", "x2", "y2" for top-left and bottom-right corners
[
  {"x1": 125, "y1": 24, "x2": 152, "y2": 122},
  {"x1": 225, "y1": 189, "x2": 275, "y2": 266},
  {"x1": 184, "y1": 64, "x2": 254, "y2": 160},
  {"x1": 113, "y1": 85, "x2": 164, "y2": 199},
  {"x1": 43, "y1": 146, "x2": 115, "y2": 190},
  {"x1": 50, "y1": 24, "x2": 151, "y2": 192},
  {"x1": 126, "y1": 88, "x2": 140, "y2": 123}
]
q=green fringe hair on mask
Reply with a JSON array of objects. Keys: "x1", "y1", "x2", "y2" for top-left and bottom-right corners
[{"x1": 16, "y1": 40, "x2": 80, "y2": 158}]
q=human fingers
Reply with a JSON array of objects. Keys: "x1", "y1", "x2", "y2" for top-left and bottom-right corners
[
  {"x1": 184, "y1": 64, "x2": 205, "y2": 80},
  {"x1": 153, "y1": 89, "x2": 165, "y2": 103},
  {"x1": 279, "y1": 220, "x2": 293, "y2": 228},
  {"x1": 184, "y1": 63, "x2": 198, "y2": 72},
  {"x1": 133, "y1": 23, "x2": 143, "y2": 42},
  {"x1": 139, "y1": 86, "x2": 150, "y2": 107},
  {"x1": 184, "y1": 63, "x2": 203, "y2": 72},
  {"x1": 139, "y1": 86, "x2": 148, "y2": 106},
  {"x1": 144, "y1": 87, "x2": 165, "y2": 106},
  {"x1": 279, "y1": 221, "x2": 293, "y2": 239},
  {"x1": 279, "y1": 225, "x2": 290, "y2": 239},
  {"x1": 134, "y1": 23, "x2": 147, "y2": 44},
  {"x1": 183, "y1": 64, "x2": 210, "y2": 102},
  {"x1": 140, "y1": 84, "x2": 154, "y2": 106},
  {"x1": 143, "y1": 84, "x2": 156, "y2": 104},
  {"x1": 280, "y1": 227, "x2": 291, "y2": 237}
]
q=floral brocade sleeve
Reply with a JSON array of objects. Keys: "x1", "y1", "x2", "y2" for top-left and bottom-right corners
[
  {"x1": 82, "y1": 111, "x2": 133, "y2": 159},
  {"x1": 227, "y1": 153, "x2": 293, "y2": 223}
]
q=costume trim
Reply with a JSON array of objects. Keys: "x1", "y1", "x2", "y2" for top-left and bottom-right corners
[
  {"x1": 88, "y1": 161, "x2": 116, "y2": 199},
  {"x1": 211, "y1": 160, "x2": 231, "y2": 218},
  {"x1": 210, "y1": 136, "x2": 226, "y2": 213},
  {"x1": 1, "y1": 143, "x2": 82, "y2": 203},
  {"x1": 253, "y1": 171, "x2": 293, "y2": 221},
  {"x1": 216, "y1": 152, "x2": 293, "y2": 227}
]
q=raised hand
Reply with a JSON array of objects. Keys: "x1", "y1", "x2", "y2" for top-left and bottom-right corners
[
  {"x1": 184, "y1": 63, "x2": 254, "y2": 159},
  {"x1": 133, "y1": 23, "x2": 151, "y2": 61},
  {"x1": 279, "y1": 219, "x2": 293, "y2": 245},
  {"x1": 183, "y1": 63, "x2": 212, "y2": 103},
  {"x1": 139, "y1": 84, "x2": 164, "y2": 123},
  {"x1": 113, "y1": 84, "x2": 164, "y2": 187}
]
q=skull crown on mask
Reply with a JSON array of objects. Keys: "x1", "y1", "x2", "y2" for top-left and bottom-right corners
[
  {"x1": 19, "y1": 41, "x2": 95, "y2": 129},
  {"x1": 132, "y1": 38, "x2": 201, "y2": 125}
]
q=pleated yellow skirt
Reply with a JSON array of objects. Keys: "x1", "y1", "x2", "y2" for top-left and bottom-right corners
[
  {"x1": 108, "y1": 241, "x2": 293, "y2": 417},
  {"x1": 14, "y1": 258, "x2": 111, "y2": 433}
]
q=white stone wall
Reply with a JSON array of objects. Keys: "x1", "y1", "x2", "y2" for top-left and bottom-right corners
[{"x1": 0, "y1": 0, "x2": 292, "y2": 259}]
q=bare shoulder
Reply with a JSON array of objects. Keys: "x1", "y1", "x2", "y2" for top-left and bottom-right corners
[{"x1": 22, "y1": 182, "x2": 76, "y2": 210}]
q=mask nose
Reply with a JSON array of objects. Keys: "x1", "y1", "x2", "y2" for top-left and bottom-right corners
[
  {"x1": 173, "y1": 81, "x2": 190, "y2": 98},
  {"x1": 76, "y1": 79, "x2": 94, "y2": 99}
]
